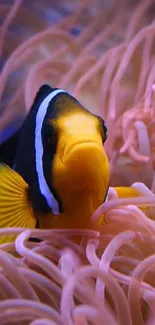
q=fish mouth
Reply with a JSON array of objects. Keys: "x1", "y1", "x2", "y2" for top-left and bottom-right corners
[{"x1": 63, "y1": 141, "x2": 103, "y2": 163}]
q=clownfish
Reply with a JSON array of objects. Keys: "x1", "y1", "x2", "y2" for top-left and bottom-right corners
[{"x1": 0, "y1": 85, "x2": 110, "y2": 241}]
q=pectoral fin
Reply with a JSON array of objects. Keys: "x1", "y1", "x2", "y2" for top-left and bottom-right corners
[
  {"x1": 114, "y1": 186, "x2": 140, "y2": 198},
  {"x1": 114, "y1": 186, "x2": 154, "y2": 219},
  {"x1": 0, "y1": 164, "x2": 36, "y2": 243}
]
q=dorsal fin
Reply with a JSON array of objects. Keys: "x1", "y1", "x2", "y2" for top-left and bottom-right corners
[{"x1": 30, "y1": 85, "x2": 56, "y2": 111}]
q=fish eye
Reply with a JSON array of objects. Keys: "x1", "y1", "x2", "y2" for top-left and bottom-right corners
[
  {"x1": 43, "y1": 121, "x2": 57, "y2": 152},
  {"x1": 98, "y1": 117, "x2": 108, "y2": 143}
]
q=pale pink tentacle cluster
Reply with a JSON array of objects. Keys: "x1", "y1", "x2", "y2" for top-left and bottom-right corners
[
  {"x1": 0, "y1": 0, "x2": 155, "y2": 324},
  {"x1": 0, "y1": 186, "x2": 153, "y2": 325}
]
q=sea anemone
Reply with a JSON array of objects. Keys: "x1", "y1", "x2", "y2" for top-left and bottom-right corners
[{"x1": 0, "y1": 0, "x2": 155, "y2": 324}]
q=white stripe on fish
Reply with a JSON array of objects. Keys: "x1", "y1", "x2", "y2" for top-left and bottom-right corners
[{"x1": 35, "y1": 89, "x2": 65, "y2": 214}]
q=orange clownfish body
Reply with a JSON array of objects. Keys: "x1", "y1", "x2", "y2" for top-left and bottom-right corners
[{"x1": 0, "y1": 85, "x2": 110, "y2": 242}]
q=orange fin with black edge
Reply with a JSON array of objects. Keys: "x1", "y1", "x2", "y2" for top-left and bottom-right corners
[{"x1": 0, "y1": 164, "x2": 36, "y2": 244}]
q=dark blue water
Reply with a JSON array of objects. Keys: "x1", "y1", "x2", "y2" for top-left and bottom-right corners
[{"x1": 0, "y1": 117, "x2": 24, "y2": 145}]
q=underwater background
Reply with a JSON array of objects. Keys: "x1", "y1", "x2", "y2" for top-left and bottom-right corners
[{"x1": 0, "y1": 1, "x2": 155, "y2": 324}]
